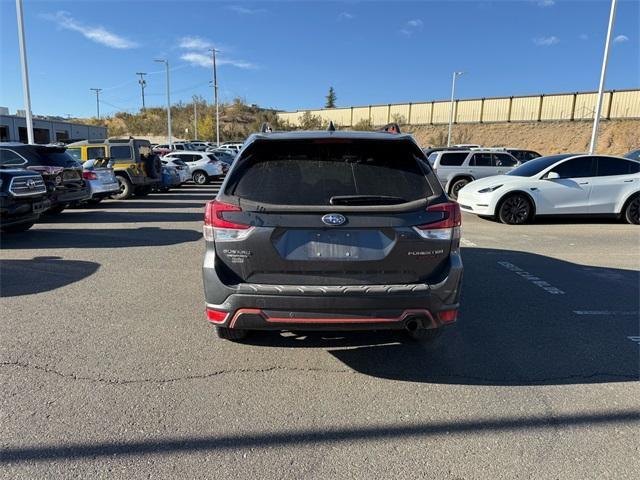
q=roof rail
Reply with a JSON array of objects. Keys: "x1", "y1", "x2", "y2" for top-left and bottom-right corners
[
  {"x1": 327, "y1": 121, "x2": 336, "y2": 132},
  {"x1": 380, "y1": 123, "x2": 401, "y2": 134},
  {"x1": 260, "y1": 122, "x2": 273, "y2": 133}
]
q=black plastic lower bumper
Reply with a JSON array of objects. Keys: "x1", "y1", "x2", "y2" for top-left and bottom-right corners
[{"x1": 203, "y1": 252, "x2": 463, "y2": 331}]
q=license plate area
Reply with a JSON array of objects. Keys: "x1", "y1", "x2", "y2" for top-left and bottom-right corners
[
  {"x1": 307, "y1": 231, "x2": 360, "y2": 260},
  {"x1": 273, "y1": 229, "x2": 393, "y2": 262}
]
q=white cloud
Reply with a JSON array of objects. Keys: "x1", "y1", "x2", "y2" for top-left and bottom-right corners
[
  {"x1": 178, "y1": 38, "x2": 256, "y2": 69},
  {"x1": 338, "y1": 12, "x2": 354, "y2": 21},
  {"x1": 179, "y1": 36, "x2": 213, "y2": 50},
  {"x1": 180, "y1": 52, "x2": 211, "y2": 68},
  {"x1": 533, "y1": 36, "x2": 559, "y2": 46},
  {"x1": 613, "y1": 34, "x2": 629, "y2": 44},
  {"x1": 227, "y1": 5, "x2": 265, "y2": 15},
  {"x1": 537, "y1": 0, "x2": 556, "y2": 7},
  {"x1": 42, "y1": 11, "x2": 138, "y2": 49},
  {"x1": 400, "y1": 19, "x2": 423, "y2": 36}
]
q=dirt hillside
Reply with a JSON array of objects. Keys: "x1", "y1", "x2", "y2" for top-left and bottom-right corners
[{"x1": 406, "y1": 119, "x2": 640, "y2": 156}]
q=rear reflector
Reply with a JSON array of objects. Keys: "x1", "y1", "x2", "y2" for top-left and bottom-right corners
[
  {"x1": 438, "y1": 309, "x2": 458, "y2": 323},
  {"x1": 203, "y1": 200, "x2": 254, "y2": 242},
  {"x1": 206, "y1": 308, "x2": 229, "y2": 324}
]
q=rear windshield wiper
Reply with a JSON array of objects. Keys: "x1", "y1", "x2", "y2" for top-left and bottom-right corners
[{"x1": 329, "y1": 195, "x2": 408, "y2": 206}]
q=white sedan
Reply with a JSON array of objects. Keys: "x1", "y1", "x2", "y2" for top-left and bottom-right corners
[{"x1": 457, "y1": 154, "x2": 639, "y2": 225}]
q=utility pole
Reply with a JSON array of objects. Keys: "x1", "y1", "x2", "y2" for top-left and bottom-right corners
[
  {"x1": 447, "y1": 71, "x2": 464, "y2": 147},
  {"x1": 15, "y1": 0, "x2": 34, "y2": 144},
  {"x1": 90, "y1": 88, "x2": 102, "y2": 119},
  {"x1": 136, "y1": 72, "x2": 147, "y2": 111},
  {"x1": 154, "y1": 59, "x2": 172, "y2": 148},
  {"x1": 589, "y1": 0, "x2": 617, "y2": 154},
  {"x1": 209, "y1": 48, "x2": 220, "y2": 146}
]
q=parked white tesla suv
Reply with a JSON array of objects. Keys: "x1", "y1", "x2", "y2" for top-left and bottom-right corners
[{"x1": 457, "y1": 154, "x2": 639, "y2": 224}]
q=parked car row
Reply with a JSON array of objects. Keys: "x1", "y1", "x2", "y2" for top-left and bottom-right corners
[{"x1": 0, "y1": 136, "x2": 237, "y2": 233}]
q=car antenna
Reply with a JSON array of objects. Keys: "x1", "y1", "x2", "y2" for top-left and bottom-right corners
[
  {"x1": 327, "y1": 121, "x2": 336, "y2": 132},
  {"x1": 260, "y1": 122, "x2": 273, "y2": 133}
]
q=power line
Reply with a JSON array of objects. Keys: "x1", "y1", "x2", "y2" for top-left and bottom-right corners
[{"x1": 90, "y1": 88, "x2": 102, "y2": 119}]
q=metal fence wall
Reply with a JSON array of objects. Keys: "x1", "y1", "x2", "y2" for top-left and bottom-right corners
[{"x1": 277, "y1": 89, "x2": 640, "y2": 127}]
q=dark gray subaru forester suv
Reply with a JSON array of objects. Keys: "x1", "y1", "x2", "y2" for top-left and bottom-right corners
[{"x1": 202, "y1": 128, "x2": 463, "y2": 341}]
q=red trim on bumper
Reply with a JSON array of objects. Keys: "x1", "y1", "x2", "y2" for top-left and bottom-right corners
[{"x1": 225, "y1": 308, "x2": 436, "y2": 328}]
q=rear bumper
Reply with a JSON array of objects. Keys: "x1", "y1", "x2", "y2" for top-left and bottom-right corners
[
  {"x1": 50, "y1": 186, "x2": 91, "y2": 206},
  {"x1": 203, "y1": 253, "x2": 463, "y2": 331},
  {"x1": 0, "y1": 195, "x2": 50, "y2": 227},
  {"x1": 86, "y1": 179, "x2": 119, "y2": 198}
]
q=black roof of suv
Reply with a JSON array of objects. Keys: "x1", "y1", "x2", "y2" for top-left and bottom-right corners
[{"x1": 202, "y1": 129, "x2": 464, "y2": 341}]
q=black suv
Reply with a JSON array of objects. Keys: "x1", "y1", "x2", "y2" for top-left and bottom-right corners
[
  {"x1": 0, "y1": 168, "x2": 50, "y2": 233},
  {"x1": 202, "y1": 130, "x2": 463, "y2": 341},
  {"x1": 0, "y1": 143, "x2": 90, "y2": 214}
]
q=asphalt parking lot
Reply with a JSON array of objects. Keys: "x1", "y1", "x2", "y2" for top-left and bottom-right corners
[{"x1": 1, "y1": 182, "x2": 638, "y2": 479}]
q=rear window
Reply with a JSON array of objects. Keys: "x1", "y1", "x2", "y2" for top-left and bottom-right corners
[
  {"x1": 439, "y1": 152, "x2": 468, "y2": 166},
  {"x1": 228, "y1": 140, "x2": 432, "y2": 206},
  {"x1": 109, "y1": 146, "x2": 133, "y2": 161},
  {"x1": 32, "y1": 148, "x2": 78, "y2": 166}
]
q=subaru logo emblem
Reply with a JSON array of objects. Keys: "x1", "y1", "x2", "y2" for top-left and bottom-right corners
[
  {"x1": 322, "y1": 213, "x2": 346, "y2": 226},
  {"x1": 26, "y1": 178, "x2": 36, "y2": 189}
]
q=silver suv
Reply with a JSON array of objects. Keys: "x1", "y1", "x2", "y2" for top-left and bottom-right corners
[{"x1": 427, "y1": 150, "x2": 519, "y2": 199}]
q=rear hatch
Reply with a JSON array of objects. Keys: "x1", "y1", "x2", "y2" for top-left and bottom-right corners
[
  {"x1": 27, "y1": 146, "x2": 84, "y2": 191},
  {"x1": 209, "y1": 137, "x2": 458, "y2": 286}
]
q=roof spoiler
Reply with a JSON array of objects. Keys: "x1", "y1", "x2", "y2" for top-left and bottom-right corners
[
  {"x1": 327, "y1": 121, "x2": 336, "y2": 131},
  {"x1": 380, "y1": 123, "x2": 401, "y2": 134}
]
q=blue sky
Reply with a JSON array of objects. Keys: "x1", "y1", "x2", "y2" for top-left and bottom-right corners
[{"x1": 0, "y1": 0, "x2": 638, "y2": 118}]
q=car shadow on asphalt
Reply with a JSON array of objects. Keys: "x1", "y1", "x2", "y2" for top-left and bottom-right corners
[
  {"x1": 243, "y1": 248, "x2": 639, "y2": 386},
  {"x1": 75, "y1": 201, "x2": 208, "y2": 210},
  {"x1": 1, "y1": 410, "x2": 637, "y2": 463},
  {"x1": 36, "y1": 210, "x2": 203, "y2": 224},
  {"x1": 0, "y1": 256, "x2": 100, "y2": 297},
  {"x1": 0, "y1": 226, "x2": 202, "y2": 249}
]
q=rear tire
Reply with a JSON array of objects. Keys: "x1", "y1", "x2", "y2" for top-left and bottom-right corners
[
  {"x1": 498, "y1": 194, "x2": 533, "y2": 225},
  {"x1": 193, "y1": 171, "x2": 209, "y2": 185},
  {"x1": 1, "y1": 221, "x2": 35, "y2": 233},
  {"x1": 112, "y1": 175, "x2": 133, "y2": 200},
  {"x1": 215, "y1": 327, "x2": 248, "y2": 341},
  {"x1": 449, "y1": 178, "x2": 470, "y2": 200},
  {"x1": 623, "y1": 195, "x2": 639, "y2": 225}
]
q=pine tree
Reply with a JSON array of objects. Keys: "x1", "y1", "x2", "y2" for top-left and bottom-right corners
[{"x1": 325, "y1": 87, "x2": 337, "y2": 108}]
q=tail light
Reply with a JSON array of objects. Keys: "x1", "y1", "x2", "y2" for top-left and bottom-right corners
[
  {"x1": 203, "y1": 200, "x2": 253, "y2": 242},
  {"x1": 206, "y1": 308, "x2": 229, "y2": 324},
  {"x1": 82, "y1": 171, "x2": 97, "y2": 180},
  {"x1": 438, "y1": 309, "x2": 458, "y2": 324},
  {"x1": 414, "y1": 202, "x2": 461, "y2": 240}
]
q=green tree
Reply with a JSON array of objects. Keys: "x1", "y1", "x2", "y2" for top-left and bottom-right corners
[{"x1": 325, "y1": 87, "x2": 337, "y2": 108}]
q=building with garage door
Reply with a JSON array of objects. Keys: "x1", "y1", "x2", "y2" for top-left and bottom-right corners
[{"x1": 0, "y1": 108, "x2": 107, "y2": 144}]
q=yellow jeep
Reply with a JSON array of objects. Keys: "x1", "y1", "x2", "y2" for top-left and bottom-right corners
[{"x1": 66, "y1": 138, "x2": 161, "y2": 199}]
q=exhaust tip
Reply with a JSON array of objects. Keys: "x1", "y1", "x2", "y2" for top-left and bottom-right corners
[{"x1": 405, "y1": 318, "x2": 419, "y2": 332}]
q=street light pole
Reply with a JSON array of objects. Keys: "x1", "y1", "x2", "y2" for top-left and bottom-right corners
[
  {"x1": 154, "y1": 59, "x2": 172, "y2": 148},
  {"x1": 136, "y1": 72, "x2": 147, "y2": 111},
  {"x1": 209, "y1": 48, "x2": 220, "y2": 147},
  {"x1": 447, "y1": 71, "x2": 464, "y2": 147},
  {"x1": 15, "y1": 0, "x2": 34, "y2": 144},
  {"x1": 589, "y1": 0, "x2": 618, "y2": 154},
  {"x1": 90, "y1": 88, "x2": 102, "y2": 119}
]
